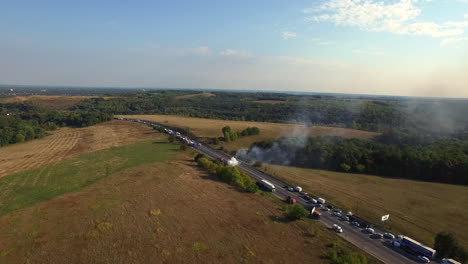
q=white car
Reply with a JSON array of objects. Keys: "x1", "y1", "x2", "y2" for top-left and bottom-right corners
[
  {"x1": 332, "y1": 224, "x2": 343, "y2": 233},
  {"x1": 294, "y1": 186, "x2": 302, "y2": 192},
  {"x1": 417, "y1": 255, "x2": 430, "y2": 263},
  {"x1": 311, "y1": 199, "x2": 318, "y2": 204},
  {"x1": 364, "y1": 228, "x2": 375, "y2": 234},
  {"x1": 384, "y1": 232, "x2": 395, "y2": 239},
  {"x1": 332, "y1": 211, "x2": 342, "y2": 217}
]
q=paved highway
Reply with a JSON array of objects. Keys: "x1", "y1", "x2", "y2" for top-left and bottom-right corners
[{"x1": 121, "y1": 118, "x2": 436, "y2": 264}]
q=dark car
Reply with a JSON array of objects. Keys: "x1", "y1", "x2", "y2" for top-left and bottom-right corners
[{"x1": 326, "y1": 205, "x2": 333, "y2": 209}]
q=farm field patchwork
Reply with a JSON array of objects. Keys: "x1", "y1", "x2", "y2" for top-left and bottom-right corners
[
  {"x1": 0, "y1": 140, "x2": 178, "y2": 215},
  {"x1": 0, "y1": 150, "x2": 378, "y2": 264},
  {"x1": 263, "y1": 164, "x2": 468, "y2": 248}
]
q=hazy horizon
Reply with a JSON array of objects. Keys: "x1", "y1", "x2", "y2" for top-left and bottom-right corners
[{"x1": 1, "y1": 0, "x2": 467, "y2": 98}]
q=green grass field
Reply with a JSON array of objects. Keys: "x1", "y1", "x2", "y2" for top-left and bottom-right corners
[{"x1": 0, "y1": 140, "x2": 178, "y2": 215}]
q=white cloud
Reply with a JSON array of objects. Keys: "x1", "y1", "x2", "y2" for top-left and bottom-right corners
[
  {"x1": 441, "y1": 36, "x2": 468, "y2": 45},
  {"x1": 306, "y1": 0, "x2": 468, "y2": 40},
  {"x1": 186, "y1": 46, "x2": 211, "y2": 55},
  {"x1": 464, "y1": 13, "x2": 468, "y2": 19},
  {"x1": 282, "y1": 31, "x2": 297, "y2": 40},
  {"x1": 352, "y1": 49, "x2": 384, "y2": 56},
  {"x1": 219, "y1": 49, "x2": 252, "y2": 57}
]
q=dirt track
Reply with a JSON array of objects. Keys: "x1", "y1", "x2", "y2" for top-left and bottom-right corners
[{"x1": 0, "y1": 121, "x2": 160, "y2": 178}]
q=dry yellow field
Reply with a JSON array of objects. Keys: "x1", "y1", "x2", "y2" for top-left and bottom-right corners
[
  {"x1": 120, "y1": 114, "x2": 379, "y2": 151},
  {"x1": 0, "y1": 120, "x2": 160, "y2": 178},
  {"x1": 175, "y1": 92, "x2": 216, "y2": 99},
  {"x1": 263, "y1": 165, "x2": 468, "y2": 248}
]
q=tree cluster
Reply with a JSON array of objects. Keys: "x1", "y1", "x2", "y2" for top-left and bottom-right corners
[
  {"x1": 196, "y1": 156, "x2": 258, "y2": 193},
  {"x1": 434, "y1": 232, "x2": 467, "y2": 263},
  {"x1": 0, "y1": 116, "x2": 45, "y2": 146},
  {"x1": 222, "y1": 126, "x2": 260, "y2": 142},
  {"x1": 284, "y1": 204, "x2": 308, "y2": 221}
]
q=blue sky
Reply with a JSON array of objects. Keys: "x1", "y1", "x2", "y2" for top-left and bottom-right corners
[{"x1": 1, "y1": 0, "x2": 467, "y2": 97}]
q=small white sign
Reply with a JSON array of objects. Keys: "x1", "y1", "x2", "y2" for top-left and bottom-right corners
[{"x1": 381, "y1": 214, "x2": 390, "y2": 222}]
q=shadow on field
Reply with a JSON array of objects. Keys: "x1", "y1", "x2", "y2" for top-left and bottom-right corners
[
  {"x1": 199, "y1": 174, "x2": 225, "y2": 184},
  {"x1": 268, "y1": 215, "x2": 289, "y2": 223},
  {"x1": 152, "y1": 141, "x2": 169, "y2": 144}
]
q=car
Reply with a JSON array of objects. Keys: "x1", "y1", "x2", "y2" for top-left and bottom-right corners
[
  {"x1": 326, "y1": 205, "x2": 333, "y2": 209},
  {"x1": 311, "y1": 198, "x2": 317, "y2": 204},
  {"x1": 384, "y1": 232, "x2": 395, "y2": 239},
  {"x1": 332, "y1": 208, "x2": 342, "y2": 213},
  {"x1": 340, "y1": 215, "x2": 350, "y2": 221},
  {"x1": 299, "y1": 191, "x2": 307, "y2": 195},
  {"x1": 371, "y1": 233, "x2": 383, "y2": 239},
  {"x1": 303, "y1": 194, "x2": 311, "y2": 200},
  {"x1": 364, "y1": 228, "x2": 375, "y2": 234},
  {"x1": 287, "y1": 187, "x2": 294, "y2": 192},
  {"x1": 316, "y1": 204, "x2": 323, "y2": 208},
  {"x1": 321, "y1": 207, "x2": 330, "y2": 211},
  {"x1": 332, "y1": 211, "x2": 342, "y2": 217},
  {"x1": 417, "y1": 255, "x2": 430, "y2": 263},
  {"x1": 351, "y1": 221, "x2": 360, "y2": 227},
  {"x1": 332, "y1": 224, "x2": 343, "y2": 233}
]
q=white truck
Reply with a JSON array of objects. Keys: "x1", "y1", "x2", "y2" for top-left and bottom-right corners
[
  {"x1": 317, "y1": 197, "x2": 326, "y2": 204},
  {"x1": 259, "y1": 179, "x2": 276, "y2": 192},
  {"x1": 294, "y1": 186, "x2": 302, "y2": 192}
]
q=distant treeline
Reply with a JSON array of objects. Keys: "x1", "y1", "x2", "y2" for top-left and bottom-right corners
[
  {"x1": 74, "y1": 91, "x2": 468, "y2": 136},
  {"x1": 247, "y1": 131, "x2": 468, "y2": 185},
  {"x1": 0, "y1": 102, "x2": 112, "y2": 147}
]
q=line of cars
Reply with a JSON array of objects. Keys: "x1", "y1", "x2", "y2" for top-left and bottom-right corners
[{"x1": 281, "y1": 182, "x2": 443, "y2": 264}]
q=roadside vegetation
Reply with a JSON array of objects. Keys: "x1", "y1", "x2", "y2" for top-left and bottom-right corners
[
  {"x1": 434, "y1": 232, "x2": 468, "y2": 263},
  {"x1": 283, "y1": 204, "x2": 309, "y2": 221},
  {"x1": 194, "y1": 154, "x2": 258, "y2": 193}
]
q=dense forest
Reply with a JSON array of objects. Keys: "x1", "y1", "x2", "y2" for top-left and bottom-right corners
[
  {"x1": 73, "y1": 91, "x2": 468, "y2": 136},
  {"x1": 241, "y1": 131, "x2": 468, "y2": 185}
]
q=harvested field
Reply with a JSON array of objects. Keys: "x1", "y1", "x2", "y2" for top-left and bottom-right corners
[
  {"x1": 0, "y1": 120, "x2": 160, "y2": 178},
  {"x1": 0, "y1": 95, "x2": 112, "y2": 110},
  {"x1": 263, "y1": 165, "x2": 468, "y2": 248},
  {"x1": 0, "y1": 150, "x2": 377, "y2": 264},
  {"x1": 175, "y1": 92, "x2": 215, "y2": 99},
  {"x1": 120, "y1": 114, "x2": 379, "y2": 151}
]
